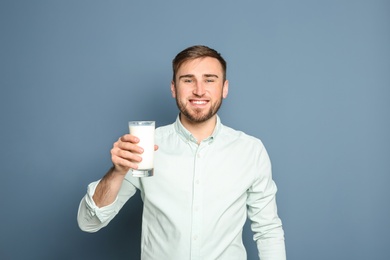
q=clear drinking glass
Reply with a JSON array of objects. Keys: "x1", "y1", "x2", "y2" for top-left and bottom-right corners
[{"x1": 128, "y1": 121, "x2": 155, "y2": 177}]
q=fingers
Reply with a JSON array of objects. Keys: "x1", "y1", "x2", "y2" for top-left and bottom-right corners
[
  {"x1": 116, "y1": 139, "x2": 144, "y2": 154},
  {"x1": 120, "y1": 134, "x2": 139, "y2": 144},
  {"x1": 111, "y1": 134, "x2": 144, "y2": 172}
]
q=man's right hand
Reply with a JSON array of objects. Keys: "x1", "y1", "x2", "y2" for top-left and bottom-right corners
[
  {"x1": 110, "y1": 134, "x2": 159, "y2": 175},
  {"x1": 110, "y1": 134, "x2": 143, "y2": 175}
]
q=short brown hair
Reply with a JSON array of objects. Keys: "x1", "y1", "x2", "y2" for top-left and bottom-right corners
[{"x1": 172, "y1": 45, "x2": 227, "y2": 83}]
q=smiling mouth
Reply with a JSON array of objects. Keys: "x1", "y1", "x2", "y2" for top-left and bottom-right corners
[{"x1": 191, "y1": 100, "x2": 208, "y2": 105}]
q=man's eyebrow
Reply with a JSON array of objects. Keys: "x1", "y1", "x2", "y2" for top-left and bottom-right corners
[
  {"x1": 204, "y1": 74, "x2": 219, "y2": 78},
  {"x1": 178, "y1": 74, "x2": 194, "y2": 79}
]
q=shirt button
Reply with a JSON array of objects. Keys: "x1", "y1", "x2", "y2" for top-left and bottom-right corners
[
  {"x1": 195, "y1": 180, "x2": 200, "y2": 185},
  {"x1": 197, "y1": 153, "x2": 201, "y2": 158},
  {"x1": 193, "y1": 235, "x2": 198, "y2": 240}
]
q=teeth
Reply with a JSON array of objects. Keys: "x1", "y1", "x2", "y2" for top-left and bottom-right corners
[{"x1": 192, "y1": 100, "x2": 207, "y2": 104}]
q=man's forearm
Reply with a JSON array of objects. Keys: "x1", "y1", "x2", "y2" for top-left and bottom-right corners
[{"x1": 93, "y1": 166, "x2": 126, "y2": 207}]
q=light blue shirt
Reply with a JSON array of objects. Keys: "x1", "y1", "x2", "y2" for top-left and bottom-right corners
[{"x1": 78, "y1": 115, "x2": 286, "y2": 260}]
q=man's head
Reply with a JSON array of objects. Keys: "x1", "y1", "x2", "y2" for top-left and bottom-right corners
[
  {"x1": 172, "y1": 45, "x2": 227, "y2": 84},
  {"x1": 171, "y1": 45, "x2": 228, "y2": 124}
]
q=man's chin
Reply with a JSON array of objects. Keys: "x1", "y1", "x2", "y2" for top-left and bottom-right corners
[{"x1": 182, "y1": 110, "x2": 214, "y2": 123}]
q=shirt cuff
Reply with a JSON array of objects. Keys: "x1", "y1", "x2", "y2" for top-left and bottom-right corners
[{"x1": 85, "y1": 180, "x2": 119, "y2": 223}]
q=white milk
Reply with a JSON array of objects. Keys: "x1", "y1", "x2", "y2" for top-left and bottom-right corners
[{"x1": 129, "y1": 123, "x2": 155, "y2": 170}]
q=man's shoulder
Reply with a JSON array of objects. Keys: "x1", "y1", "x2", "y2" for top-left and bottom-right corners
[
  {"x1": 155, "y1": 122, "x2": 175, "y2": 137},
  {"x1": 220, "y1": 124, "x2": 264, "y2": 147}
]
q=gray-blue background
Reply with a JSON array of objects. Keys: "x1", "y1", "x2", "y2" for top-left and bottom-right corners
[{"x1": 1, "y1": 0, "x2": 389, "y2": 259}]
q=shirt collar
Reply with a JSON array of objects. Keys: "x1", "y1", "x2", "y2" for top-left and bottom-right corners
[{"x1": 174, "y1": 114, "x2": 222, "y2": 144}]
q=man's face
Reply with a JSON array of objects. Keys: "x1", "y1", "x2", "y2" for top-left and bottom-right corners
[{"x1": 171, "y1": 57, "x2": 229, "y2": 124}]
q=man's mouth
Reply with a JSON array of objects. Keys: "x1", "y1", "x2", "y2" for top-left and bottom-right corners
[{"x1": 190, "y1": 100, "x2": 208, "y2": 105}]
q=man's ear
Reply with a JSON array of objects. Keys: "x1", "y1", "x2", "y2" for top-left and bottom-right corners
[
  {"x1": 170, "y1": 80, "x2": 176, "y2": 98},
  {"x1": 222, "y1": 80, "x2": 229, "y2": 99}
]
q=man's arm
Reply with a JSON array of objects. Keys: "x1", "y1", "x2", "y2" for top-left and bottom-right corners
[
  {"x1": 247, "y1": 144, "x2": 286, "y2": 260},
  {"x1": 77, "y1": 169, "x2": 137, "y2": 232},
  {"x1": 77, "y1": 134, "x2": 147, "y2": 232},
  {"x1": 93, "y1": 166, "x2": 127, "y2": 207}
]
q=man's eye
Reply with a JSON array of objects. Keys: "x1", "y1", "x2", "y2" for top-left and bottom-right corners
[
  {"x1": 206, "y1": 79, "x2": 215, "y2": 83},
  {"x1": 184, "y1": 79, "x2": 192, "y2": 83}
]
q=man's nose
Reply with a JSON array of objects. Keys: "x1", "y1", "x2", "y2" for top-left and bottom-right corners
[{"x1": 193, "y1": 81, "x2": 205, "y2": 96}]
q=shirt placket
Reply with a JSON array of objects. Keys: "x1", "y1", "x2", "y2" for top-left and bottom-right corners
[{"x1": 190, "y1": 141, "x2": 208, "y2": 260}]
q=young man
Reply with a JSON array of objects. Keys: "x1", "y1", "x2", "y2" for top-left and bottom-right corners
[{"x1": 78, "y1": 45, "x2": 286, "y2": 259}]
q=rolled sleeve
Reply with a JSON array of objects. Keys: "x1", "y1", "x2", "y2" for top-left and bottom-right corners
[
  {"x1": 85, "y1": 181, "x2": 120, "y2": 222},
  {"x1": 77, "y1": 177, "x2": 137, "y2": 233}
]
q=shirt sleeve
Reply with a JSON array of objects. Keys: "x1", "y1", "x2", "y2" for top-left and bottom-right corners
[
  {"x1": 77, "y1": 177, "x2": 137, "y2": 233},
  {"x1": 246, "y1": 144, "x2": 286, "y2": 260}
]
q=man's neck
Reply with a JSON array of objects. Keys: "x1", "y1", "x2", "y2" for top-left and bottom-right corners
[{"x1": 180, "y1": 114, "x2": 217, "y2": 144}]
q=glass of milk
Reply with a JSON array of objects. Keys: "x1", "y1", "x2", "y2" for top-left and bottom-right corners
[{"x1": 128, "y1": 121, "x2": 155, "y2": 177}]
